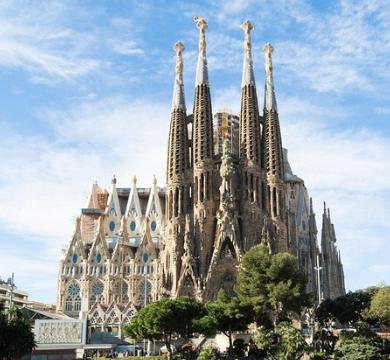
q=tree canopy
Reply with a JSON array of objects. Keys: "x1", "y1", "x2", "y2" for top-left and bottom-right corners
[
  {"x1": 315, "y1": 288, "x2": 378, "y2": 326},
  {"x1": 252, "y1": 321, "x2": 308, "y2": 360},
  {"x1": 236, "y1": 245, "x2": 310, "y2": 325},
  {"x1": 367, "y1": 286, "x2": 390, "y2": 326},
  {"x1": 124, "y1": 297, "x2": 204, "y2": 359},
  {"x1": 195, "y1": 289, "x2": 252, "y2": 357},
  {"x1": 335, "y1": 334, "x2": 382, "y2": 360},
  {"x1": 0, "y1": 303, "x2": 35, "y2": 360}
]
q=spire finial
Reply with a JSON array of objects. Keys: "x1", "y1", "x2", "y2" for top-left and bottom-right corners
[
  {"x1": 263, "y1": 42, "x2": 277, "y2": 111},
  {"x1": 153, "y1": 175, "x2": 157, "y2": 186},
  {"x1": 323, "y1": 201, "x2": 326, "y2": 213},
  {"x1": 241, "y1": 20, "x2": 256, "y2": 87},
  {"x1": 193, "y1": 16, "x2": 209, "y2": 86},
  {"x1": 310, "y1": 197, "x2": 314, "y2": 214},
  {"x1": 132, "y1": 175, "x2": 137, "y2": 187},
  {"x1": 171, "y1": 41, "x2": 186, "y2": 110},
  {"x1": 111, "y1": 175, "x2": 117, "y2": 185}
]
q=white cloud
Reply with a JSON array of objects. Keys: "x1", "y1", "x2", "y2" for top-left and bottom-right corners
[
  {"x1": 0, "y1": 97, "x2": 172, "y2": 303},
  {"x1": 0, "y1": 4, "x2": 100, "y2": 82},
  {"x1": 278, "y1": 96, "x2": 390, "y2": 291}
]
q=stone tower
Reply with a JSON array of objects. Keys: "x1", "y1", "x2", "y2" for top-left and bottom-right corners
[
  {"x1": 163, "y1": 42, "x2": 192, "y2": 297},
  {"x1": 262, "y1": 43, "x2": 288, "y2": 252},
  {"x1": 239, "y1": 20, "x2": 264, "y2": 251},
  {"x1": 192, "y1": 17, "x2": 216, "y2": 284},
  {"x1": 320, "y1": 204, "x2": 345, "y2": 299},
  {"x1": 57, "y1": 19, "x2": 346, "y2": 324}
]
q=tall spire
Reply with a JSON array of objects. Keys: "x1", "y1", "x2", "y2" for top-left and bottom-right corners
[
  {"x1": 241, "y1": 20, "x2": 255, "y2": 87},
  {"x1": 239, "y1": 19, "x2": 261, "y2": 166},
  {"x1": 167, "y1": 41, "x2": 190, "y2": 182},
  {"x1": 262, "y1": 42, "x2": 285, "y2": 229},
  {"x1": 239, "y1": 20, "x2": 263, "y2": 251},
  {"x1": 172, "y1": 41, "x2": 186, "y2": 111},
  {"x1": 192, "y1": 16, "x2": 213, "y2": 164},
  {"x1": 264, "y1": 43, "x2": 277, "y2": 111},
  {"x1": 192, "y1": 16, "x2": 215, "y2": 279},
  {"x1": 194, "y1": 16, "x2": 209, "y2": 86}
]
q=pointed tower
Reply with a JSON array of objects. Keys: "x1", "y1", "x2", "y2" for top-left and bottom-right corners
[
  {"x1": 308, "y1": 197, "x2": 320, "y2": 294},
  {"x1": 262, "y1": 43, "x2": 288, "y2": 252},
  {"x1": 163, "y1": 42, "x2": 192, "y2": 297},
  {"x1": 192, "y1": 17, "x2": 216, "y2": 280},
  {"x1": 320, "y1": 203, "x2": 345, "y2": 299},
  {"x1": 239, "y1": 20, "x2": 263, "y2": 251}
]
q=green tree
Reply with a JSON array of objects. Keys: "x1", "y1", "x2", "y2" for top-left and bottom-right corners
[
  {"x1": 251, "y1": 322, "x2": 308, "y2": 360},
  {"x1": 316, "y1": 289, "x2": 376, "y2": 326},
  {"x1": 366, "y1": 286, "x2": 390, "y2": 326},
  {"x1": 276, "y1": 322, "x2": 308, "y2": 360},
  {"x1": 237, "y1": 245, "x2": 310, "y2": 325},
  {"x1": 251, "y1": 325, "x2": 274, "y2": 354},
  {"x1": 195, "y1": 289, "x2": 252, "y2": 358},
  {"x1": 0, "y1": 303, "x2": 35, "y2": 360},
  {"x1": 198, "y1": 347, "x2": 219, "y2": 360},
  {"x1": 124, "y1": 297, "x2": 204, "y2": 360},
  {"x1": 335, "y1": 335, "x2": 382, "y2": 360}
]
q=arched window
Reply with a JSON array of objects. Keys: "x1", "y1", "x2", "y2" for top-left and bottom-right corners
[
  {"x1": 136, "y1": 280, "x2": 152, "y2": 306},
  {"x1": 90, "y1": 281, "x2": 104, "y2": 303},
  {"x1": 113, "y1": 281, "x2": 129, "y2": 303},
  {"x1": 65, "y1": 282, "x2": 81, "y2": 313}
]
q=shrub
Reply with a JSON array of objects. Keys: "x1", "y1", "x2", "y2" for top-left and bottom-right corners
[{"x1": 198, "y1": 346, "x2": 219, "y2": 360}]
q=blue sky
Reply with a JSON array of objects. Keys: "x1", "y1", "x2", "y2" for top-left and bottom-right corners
[{"x1": 0, "y1": 0, "x2": 389, "y2": 304}]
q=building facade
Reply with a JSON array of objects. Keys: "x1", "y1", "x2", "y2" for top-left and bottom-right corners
[
  {"x1": 0, "y1": 276, "x2": 29, "y2": 311},
  {"x1": 57, "y1": 18, "x2": 345, "y2": 326}
]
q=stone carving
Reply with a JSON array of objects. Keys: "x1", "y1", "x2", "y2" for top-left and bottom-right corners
[
  {"x1": 241, "y1": 20, "x2": 254, "y2": 50},
  {"x1": 193, "y1": 16, "x2": 207, "y2": 52},
  {"x1": 36, "y1": 320, "x2": 85, "y2": 344},
  {"x1": 264, "y1": 42, "x2": 274, "y2": 79},
  {"x1": 175, "y1": 42, "x2": 184, "y2": 75}
]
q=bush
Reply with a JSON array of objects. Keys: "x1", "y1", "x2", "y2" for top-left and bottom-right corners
[
  {"x1": 198, "y1": 347, "x2": 219, "y2": 360},
  {"x1": 311, "y1": 352, "x2": 328, "y2": 360},
  {"x1": 335, "y1": 335, "x2": 382, "y2": 360}
]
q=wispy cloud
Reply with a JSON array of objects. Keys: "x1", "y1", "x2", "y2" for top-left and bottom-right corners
[{"x1": 0, "y1": 0, "x2": 389, "y2": 303}]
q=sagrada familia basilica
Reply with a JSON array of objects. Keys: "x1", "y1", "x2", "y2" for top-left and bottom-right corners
[{"x1": 56, "y1": 18, "x2": 345, "y2": 333}]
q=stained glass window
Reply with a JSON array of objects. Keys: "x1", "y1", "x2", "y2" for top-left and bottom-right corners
[
  {"x1": 150, "y1": 221, "x2": 157, "y2": 231},
  {"x1": 65, "y1": 282, "x2": 81, "y2": 313},
  {"x1": 90, "y1": 281, "x2": 104, "y2": 303},
  {"x1": 143, "y1": 253, "x2": 149, "y2": 263},
  {"x1": 96, "y1": 253, "x2": 102, "y2": 263},
  {"x1": 72, "y1": 254, "x2": 78, "y2": 264},
  {"x1": 113, "y1": 281, "x2": 129, "y2": 303},
  {"x1": 109, "y1": 221, "x2": 116, "y2": 231},
  {"x1": 130, "y1": 221, "x2": 136, "y2": 231}
]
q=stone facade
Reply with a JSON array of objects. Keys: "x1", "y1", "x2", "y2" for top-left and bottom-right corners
[{"x1": 57, "y1": 19, "x2": 345, "y2": 325}]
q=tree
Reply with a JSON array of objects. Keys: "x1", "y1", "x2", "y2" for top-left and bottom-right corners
[
  {"x1": 237, "y1": 245, "x2": 310, "y2": 325},
  {"x1": 251, "y1": 322, "x2": 308, "y2": 360},
  {"x1": 198, "y1": 347, "x2": 219, "y2": 360},
  {"x1": 251, "y1": 325, "x2": 274, "y2": 357},
  {"x1": 276, "y1": 322, "x2": 308, "y2": 360},
  {"x1": 195, "y1": 289, "x2": 252, "y2": 358},
  {"x1": 0, "y1": 303, "x2": 35, "y2": 360},
  {"x1": 316, "y1": 289, "x2": 376, "y2": 326},
  {"x1": 124, "y1": 297, "x2": 204, "y2": 360},
  {"x1": 335, "y1": 335, "x2": 382, "y2": 360},
  {"x1": 366, "y1": 286, "x2": 390, "y2": 326}
]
